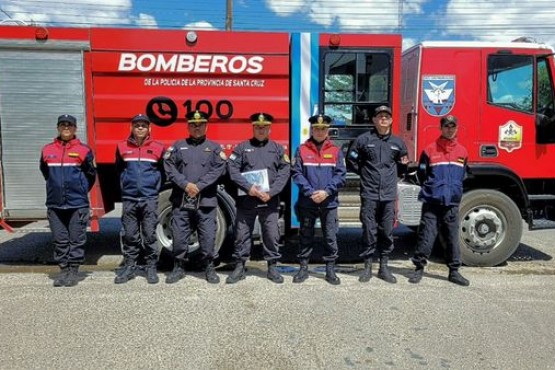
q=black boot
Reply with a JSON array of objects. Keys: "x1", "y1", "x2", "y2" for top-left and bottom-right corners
[
  {"x1": 226, "y1": 261, "x2": 246, "y2": 284},
  {"x1": 205, "y1": 262, "x2": 220, "y2": 284},
  {"x1": 408, "y1": 267, "x2": 424, "y2": 284},
  {"x1": 53, "y1": 266, "x2": 69, "y2": 287},
  {"x1": 377, "y1": 257, "x2": 397, "y2": 284},
  {"x1": 165, "y1": 261, "x2": 186, "y2": 284},
  {"x1": 293, "y1": 261, "x2": 309, "y2": 283},
  {"x1": 325, "y1": 262, "x2": 340, "y2": 285},
  {"x1": 114, "y1": 265, "x2": 136, "y2": 284},
  {"x1": 359, "y1": 259, "x2": 372, "y2": 282},
  {"x1": 65, "y1": 265, "x2": 80, "y2": 287},
  {"x1": 145, "y1": 265, "x2": 159, "y2": 284},
  {"x1": 448, "y1": 270, "x2": 470, "y2": 286},
  {"x1": 267, "y1": 260, "x2": 284, "y2": 284}
]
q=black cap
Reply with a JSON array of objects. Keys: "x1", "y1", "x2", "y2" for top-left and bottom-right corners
[
  {"x1": 57, "y1": 114, "x2": 77, "y2": 126},
  {"x1": 440, "y1": 115, "x2": 458, "y2": 126},
  {"x1": 250, "y1": 113, "x2": 273, "y2": 126},
  {"x1": 186, "y1": 110, "x2": 209, "y2": 124},
  {"x1": 131, "y1": 114, "x2": 150, "y2": 124},
  {"x1": 373, "y1": 105, "x2": 392, "y2": 117},
  {"x1": 308, "y1": 114, "x2": 332, "y2": 128}
]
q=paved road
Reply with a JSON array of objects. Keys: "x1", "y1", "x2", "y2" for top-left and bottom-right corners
[{"x1": 0, "y1": 211, "x2": 554, "y2": 369}]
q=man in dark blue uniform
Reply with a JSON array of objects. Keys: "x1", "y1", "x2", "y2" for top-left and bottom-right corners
[
  {"x1": 347, "y1": 106, "x2": 408, "y2": 284},
  {"x1": 114, "y1": 114, "x2": 165, "y2": 284},
  {"x1": 226, "y1": 113, "x2": 291, "y2": 284},
  {"x1": 40, "y1": 114, "x2": 96, "y2": 287},
  {"x1": 163, "y1": 111, "x2": 227, "y2": 284},
  {"x1": 291, "y1": 114, "x2": 346, "y2": 284},
  {"x1": 408, "y1": 115, "x2": 470, "y2": 286}
]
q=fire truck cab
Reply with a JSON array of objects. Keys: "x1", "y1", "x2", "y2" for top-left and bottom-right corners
[{"x1": 398, "y1": 41, "x2": 555, "y2": 266}]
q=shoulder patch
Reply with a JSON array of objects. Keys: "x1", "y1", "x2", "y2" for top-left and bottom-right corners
[
  {"x1": 163, "y1": 146, "x2": 174, "y2": 160},
  {"x1": 229, "y1": 153, "x2": 238, "y2": 161},
  {"x1": 283, "y1": 154, "x2": 290, "y2": 163},
  {"x1": 220, "y1": 151, "x2": 227, "y2": 160}
]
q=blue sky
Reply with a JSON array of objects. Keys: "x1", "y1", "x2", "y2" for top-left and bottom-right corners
[{"x1": 1, "y1": 0, "x2": 554, "y2": 49}]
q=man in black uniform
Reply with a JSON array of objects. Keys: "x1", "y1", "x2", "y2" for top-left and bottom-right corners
[
  {"x1": 347, "y1": 105, "x2": 408, "y2": 284},
  {"x1": 163, "y1": 111, "x2": 227, "y2": 284},
  {"x1": 291, "y1": 114, "x2": 346, "y2": 284},
  {"x1": 226, "y1": 113, "x2": 291, "y2": 284}
]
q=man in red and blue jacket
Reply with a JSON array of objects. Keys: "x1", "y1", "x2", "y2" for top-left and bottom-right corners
[
  {"x1": 291, "y1": 114, "x2": 346, "y2": 285},
  {"x1": 114, "y1": 114, "x2": 165, "y2": 285},
  {"x1": 408, "y1": 115, "x2": 470, "y2": 286},
  {"x1": 40, "y1": 114, "x2": 96, "y2": 287}
]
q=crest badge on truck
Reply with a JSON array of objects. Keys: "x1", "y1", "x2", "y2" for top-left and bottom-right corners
[
  {"x1": 422, "y1": 75, "x2": 455, "y2": 116},
  {"x1": 498, "y1": 120, "x2": 523, "y2": 153}
]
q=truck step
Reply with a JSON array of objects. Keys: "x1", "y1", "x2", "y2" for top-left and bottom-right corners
[
  {"x1": 530, "y1": 218, "x2": 555, "y2": 230},
  {"x1": 529, "y1": 194, "x2": 555, "y2": 201},
  {"x1": 338, "y1": 206, "x2": 361, "y2": 220}
]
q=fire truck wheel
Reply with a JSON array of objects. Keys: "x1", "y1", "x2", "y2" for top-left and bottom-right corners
[
  {"x1": 155, "y1": 189, "x2": 228, "y2": 259},
  {"x1": 459, "y1": 189, "x2": 522, "y2": 267}
]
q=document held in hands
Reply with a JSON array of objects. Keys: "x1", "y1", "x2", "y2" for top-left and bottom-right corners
[{"x1": 238, "y1": 168, "x2": 270, "y2": 196}]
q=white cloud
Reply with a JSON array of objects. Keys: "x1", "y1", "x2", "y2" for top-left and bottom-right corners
[
  {"x1": 442, "y1": 0, "x2": 555, "y2": 47},
  {"x1": 402, "y1": 37, "x2": 418, "y2": 51},
  {"x1": 0, "y1": 0, "x2": 133, "y2": 26},
  {"x1": 266, "y1": 0, "x2": 427, "y2": 32},
  {"x1": 135, "y1": 13, "x2": 157, "y2": 29},
  {"x1": 183, "y1": 21, "x2": 218, "y2": 31}
]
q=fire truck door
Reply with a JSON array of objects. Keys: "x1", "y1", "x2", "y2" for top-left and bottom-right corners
[{"x1": 0, "y1": 48, "x2": 87, "y2": 219}]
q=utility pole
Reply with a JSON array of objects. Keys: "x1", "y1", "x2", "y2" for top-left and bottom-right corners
[{"x1": 226, "y1": 0, "x2": 233, "y2": 31}]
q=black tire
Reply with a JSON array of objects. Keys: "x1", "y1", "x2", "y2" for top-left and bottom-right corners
[
  {"x1": 155, "y1": 189, "x2": 229, "y2": 257},
  {"x1": 459, "y1": 189, "x2": 522, "y2": 266}
]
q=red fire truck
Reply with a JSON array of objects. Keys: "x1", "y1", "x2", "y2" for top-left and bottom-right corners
[{"x1": 0, "y1": 26, "x2": 553, "y2": 266}]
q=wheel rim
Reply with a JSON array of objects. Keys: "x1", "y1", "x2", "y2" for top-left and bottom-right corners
[
  {"x1": 155, "y1": 206, "x2": 199, "y2": 253},
  {"x1": 460, "y1": 205, "x2": 506, "y2": 254}
]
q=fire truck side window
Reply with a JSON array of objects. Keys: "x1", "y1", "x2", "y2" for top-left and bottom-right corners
[
  {"x1": 535, "y1": 58, "x2": 555, "y2": 144},
  {"x1": 322, "y1": 51, "x2": 392, "y2": 125},
  {"x1": 487, "y1": 55, "x2": 533, "y2": 113}
]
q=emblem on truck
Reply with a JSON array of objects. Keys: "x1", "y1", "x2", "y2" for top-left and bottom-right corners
[
  {"x1": 498, "y1": 120, "x2": 522, "y2": 152},
  {"x1": 422, "y1": 75, "x2": 455, "y2": 116}
]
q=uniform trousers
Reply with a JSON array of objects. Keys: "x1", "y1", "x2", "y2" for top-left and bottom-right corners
[
  {"x1": 233, "y1": 206, "x2": 281, "y2": 262},
  {"x1": 171, "y1": 206, "x2": 218, "y2": 263},
  {"x1": 359, "y1": 199, "x2": 395, "y2": 260},
  {"x1": 48, "y1": 207, "x2": 89, "y2": 267},
  {"x1": 296, "y1": 206, "x2": 339, "y2": 262},
  {"x1": 120, "y1": 198, "x2": 159, "y2": 266},
  {"x1": 412, "y1": 202, "x2": 461, "y2": 270}
]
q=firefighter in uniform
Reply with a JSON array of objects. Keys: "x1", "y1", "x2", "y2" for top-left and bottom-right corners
[
  {"x1": 291, "y1": 114, "x2": 346, "y2": 285},
  {"x1": 408, "y1": 115, "x2": 470, "y2": 286},
  {"x1": 163, "y1": 110, "x2": 226, "y2": 284},
  {"x1": 226, "y1": 113, "x2": 291, "y2": 284},
  {"x1": 114, "y1": 114, "x2": 165, "y2": 284},
  {"x1": 346, "y1": 105, "x2": 408, "y2": 284},
  {"x1": 40, "y1": 114, "x2": 96, "y2": 287}
]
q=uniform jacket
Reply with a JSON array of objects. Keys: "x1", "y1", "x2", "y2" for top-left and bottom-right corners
[
  {"x1": 228, "y1": 138, "x2": 291, "y2": 209},
  {"x1": 417, "y1": 136, "x2": 468, "y2": 206},
  {"x1": 116, "y1": 135, "x2": 165, "y2": 201},
  {"x1": 40, "y1": 137, "x2": 96, "y2": 209},
  {"x1": 292, "y1": 138, "x2": 346, "y2": 209},
  {"x1": 163, "y1": 137, "x2": 226, "y2": 208},
  {"x1": 346, "y1": 130, "x2": 408, "y2": 201}
]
